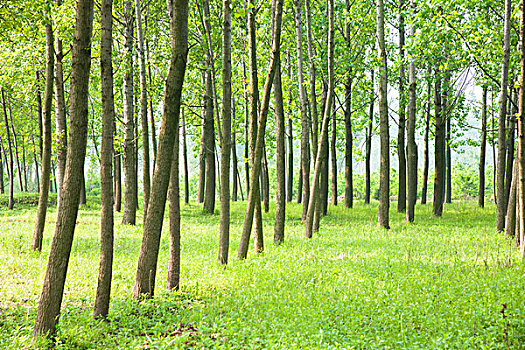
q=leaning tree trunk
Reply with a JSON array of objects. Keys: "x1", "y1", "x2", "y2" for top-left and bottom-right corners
[
  {"x1": 397, "y1": 0, "x2": 407, "y2": 213},
  {"x1": 218, "y1": 0, "x2": 232, "y2": 265},
  {"x1": 1, "y1": 90, "x2": 14, "y2": 210},
  {"x1": 433, "y1": 69, "x2": 445, "y2": 217},
  {"x1": 55, "y1": 0, "x2": 67, "y2": 203},
  {"x1": 33, "y1": 0, "x2": 94, "y2": 337},
  {"x1": 135, "y1": 0, "x2": 151, "y2": 219},
  {"x1": 121, "y1": 1, "x2": 137, "y2": 225},
  {"x1": 479, "y1": 86, "x2": 488, "y2": 208},
  {"x1": 421, "y1": 75, "x2": 431, "y2": 204},
  {"x1": 377, "y1": 0, "x2": 390, "y2": 229},
  {"x1": 32, "y1": 14, "x2": 54, "y2": 252},
  {"x1": 293, "y1": 0, "x2": 310, "y2": 220},
  {"x1": 496, "y1": 0, "x2": 512, "y2": 231},
  {"x1": 133, "y1": 0, "x2": 189, "y2": 299},
  {"x1": 94, "y1": 0, "x2": 115, "y2": 319}
]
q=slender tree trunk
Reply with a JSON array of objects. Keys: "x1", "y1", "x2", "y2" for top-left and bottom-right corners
[
  {"x1": 32, "y1": 16, "x2": 54, "y2": 251},
  {"x1": 287, "y1": 51, "x2": 294, "y2": 202},
  {"x1": 182, "y1": 110, "x2": 189, "y2": 204},
  {"x1": 135, "y1": 0, "x2": 151, "y2": 219},
  {"x1": 479, "y1": 87, "x2": 488, "y2": 208},
  {"x1": 122, "y1": 1, "x2": 137, "y2": 225},
  {"x1": 263, "y1": 147, "x2": 270, "y2": 213},
  {"x1": 203, "y1": 69, "x2": 216, "y2": 215},
  {"x1": 274, "y1": 49, "x2": 286, "y2": 244},
  {"x1": 21, "y1": 135, "x2": 28, "y2": 192},
  {"x1": 421, "y1": 76, "x2": 431, "y2": 204},
  {"x1": 7, "y1": 96, "x2": 24, "y2": 193},
  {"x1": 146, "y1": 21, "x2": 157, "y2": 168},
  {"x1": 114, "y1": 149, "x2": 121, "y2": 212},
  {"x1": 320, "y1": 99, "x2": 330, "y2": 217},
  {"x1": 377, "y1": 0, "x2": 390, "y2": 229},
  {"x1": 330, "y1": 95, "x2": 337, "y2": 206},
  {"x1": 94, "y1": 0, "x2": 115, "y2": 318},
  {"x1": 232, "y1": 131, "x2": 238, "y2": 202},
  {"x1": 133, "y1": 0, "x2": 188, "y2": 298},
  {"x1": 305, "y1": 0, "x2": 318, "y2": 169},
  {"x1": 519, "y1": 0, "x2": 525, "y2": 257},
  {"x1": 218, "y1": 0, "x2": 232, "y2": 265},
  {"x1": 397, "y1": 0, "x2": 407, "y2": 213},
  {"x1": 55, "y1": 0, "x2": 67, "y2": 204},
  {"x1": 446, "y1": 115, "x2": 452, "y2": 203},
  {"x1": 198, "y1": 118, "x2": 206, "y2": 203},
  {"x1": 298, "y1": 167, "x2": 303, "y2": 203},
  {"x1": 365, "y1": 71, "x2": 374, "y2": 205},
  {"x1": 167, "y1": 103, "x2": 181, "y2": 290},
  {"x1": 506, "y1": 89, "x2": 517, "y2": 202},
  {"x1": 496, "y1": 0, "x2": 512, "y2": 231},
  {"x1": 1, "y1": 90, "x2": 14, "y2": 210},
  {"x1": 237, "y1": 0, "x2": 283, "y2": 259},
  {"x1": 406, "y1": 0, "x2": 417, "y2": 222},
  {"x1": 33, "y1": 0, "x2": 94, "y2": 337},
  {"x1": 345, "y1": 75, "x2": 354, "y2": 208},
  {"x1": 0, "y1": 147, "x2": 4, "y2": 194},
  {"x1": 506, "y1": 159, "x2": 518, "y2": 238},
  {"x1": 433, "y1": 69, "x2": 445, "y2": 217},
  {"x1": 293, "y1": 0, "x2": 310, "y2": 220}
]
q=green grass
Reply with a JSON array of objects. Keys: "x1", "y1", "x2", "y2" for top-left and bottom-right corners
[{"x1": 0, "y1": 199, "x2": 524, "y2": 349}]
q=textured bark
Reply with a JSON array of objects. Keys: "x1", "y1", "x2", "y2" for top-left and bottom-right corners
[
  {"x1": 397, "y1": 0, "x2": 407, "y2": 213},
  {"x1": 94, "y1": 0, "x2": 115, "y2": 319},
  {"x1": 263, "y1": 148, "x2": 270, "y2": 213},
  {"x1": 32, "y1": 16, "x2": 54, "y2": 251},
  {"x1": 506, "y1": 89, "x2": 517, "y2": 202},
  {"x1": 55, "y1": 0, "x2": 67, "y2": 203},
  {"x1": 506, "y1": 159, "x2": 518, "y2": 238},
  {"x1": 79, "y1": 172, "x2": 86, "y2": 205},
  {"x1": 167, "y1": 105, "x2": 181, "y2": 290},
  {"x1": 135, "y1": 0, "x2": 151, "y2": 219},
  {"x1": 446, "y1": 114, "x2": 452, "y2": 203},
  {"x1": 182, "y1": 111, "x2": 190, "y2": 204},
  {"x1": 305, "y1": 0, "x2": 333, "y2": 238},
  {"x1": 218, "y1": 0, "x2": 232, "y2": 265},
  {"x1": 377, "y1": 0, "x2": 390, "y2": 229},
  {"x1": 2, "y1": 90, "x2": 14, "y2": 210},
  {"x1": 33, "y1": 0, "x2": 94, "y2": 337},
  {"x1": 479, "y1": 87, "x2": 488, "y2": 208},
  {"x1": 114, "y1": 149, "x2": 121, "y2": 212},
  {"x1": 496, "y1": 0, "x2": 512, "y2": 231},
  {"x1": 406, "y1": 0, "x2": 417, "y2": 222},
  {"x1": 287, "y1": 51, "x2": 294, "y2": 202},
  {"x1": 133, "y1": 0, "x2": 188, "y2": 298},
  {"x1": 519, "y1": 0, "x2": 525, "y2": 257},
  {"x1": 198, "y1": 118, "x2": 206, "y2": 203},
  {"x1": 319, "y1": 98, "x2": 330, "y2": 217},
  {"x1": 330, "y1": 94, "x2": 337, "y2": 206},
  {"x1": 232, "y1": 130, "x2": 238, "y2": 202},
  {"x1": 305, "y1": 0, "x2": 318, "y2": 166},
  {"x1": 121, "y1": 1, "x2": 137, "y2": 225},
  {"x1": 0, "y1": 147, "x2": 4, "y2": 194},
  {"x1": 237, "y1": 0, "x2": 283, "y2": 259},
  {"x1": 274, "y1": 52, "x2": 286, "y2": 244},
  {"x1": 203, "y1": 70, "x2": 216, "y2": 215},
  {"x1": 7, "y1": 97, "x2": 23, "y2": 193},
  {"x1": 433, "y1": 70, "x2": 445, "y2": 217},
  {"x1": 421, "y1": 76, "x2": 431, "y2": 204},
  {"x1": 293, "y1": 0, "x2": 310, "y2": 220},
  {"x1": 365, "y1": 71, "x2": 374, "y2": 205}
]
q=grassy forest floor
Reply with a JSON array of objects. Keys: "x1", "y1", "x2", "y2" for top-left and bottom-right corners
[{"x1": 0, "y1": 198, "x2": 524, "y2": 349}]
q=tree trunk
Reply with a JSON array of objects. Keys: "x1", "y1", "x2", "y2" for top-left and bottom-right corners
[
  {"x1": 182, "y1": 110, "x2": 189, "y2": 204},
  {"x1": 377, "y1": 0, "x2": 390, "y2": 229},
  {"x1": 506, "y1": 89, "x2": 517, "y2": 202},
  {"x1": 135, "y1": 0, "x2": 151, "y2": 219},
  {"x1": 446, "y1": 115, "x2": 452, "y2": 203},
  {"x1": 287, "y1": 51, "x2": 294, "y2": 203},
  {"x1": 433, "y1": 69, "x2": 445, "y2": 217},
  {"x1": 133, "y1": 0, "x2": 188, "y2": 298},
  {"x1": 218, "y1": 0, "x2": 232, "y2": 265},
  {"x1": 55, "y1": 0, "x2": 67, "y2": 204},
  {"x1": 232, "y1": 131, "x2": 238, "y2": 202},
  {"x1": 405, "y1": 0, "x2": 417, "y2": 222},
  {"x1": 2, "y1": 90, "x2": 14, "y2": 210},
  {"x1": 94, "y1": 0, "x2": 115, "y2": 318},
  {"x1": 506, "y1": 159, "x2": 518, "y2": 238},
  {"x1": 263, "y1": 148, "x2": 270, "y2": 213},
  {"x1": 203, "y1": 69, "x2": 216, "y2": 215},
  {"x1": 479, "y1": 87, "x2": 488, "y2": 207},
  {"x1": 365, "y1": 71, "x2": 374, "y2": 205},
  {"x1": 274, "y1": 50, "x2": 286, "y2": 245},
  {"x1": 167, "y1": 103, "x2": 181, "y2": 290},
  {"x1": 237, "y1": 0, "x2": 283, "y2": 259},
  {"x1": 33, "y1": 0, "x2": 94, "y2": 337},
  {"x1": 305, "y1": 0, "x2": 318, "y2": 169},
  {"x1": 397, "y1": 0, "x2": 407, "y2": 213},
  {"x1": 121, "y1": 1, "x2": 137, "y2": 225},
  {"x1": 114, "y1": 149, "x2": 122, "y2": 212},
  {"x1": 519, "y1": 0, "x2": 525, "y2": 257},
  {"x1": 345, "y1": 74, "x2": 354, "y2": 208},
  {"x1": 330, "y1": 94, "x2": 337, "y2": 206},
  {"x1": 198, "y1": 117, "x2": 206, "y2": 203},
  {"x1": 79, "y1": 171, "x2": 86, "y2": 205},
  {"x1": 0, "y1": 147, "x2": 4, "y2": 194},
  {"x1": 496, "y1": 0, "x2": 512, "y2": 231},
  {"x1": 305, "y1": 0, "x2": 333, "y2": 238},
  {"x1": 7, "y1": 96, "x2": 24, "y2": 193},
  {"x1": 32, "y1": 17, "x2": 54, "y2": 251},
  {"x1": 293, "y1": 0, "x2": 310, "y2": 220},
  {"x1": 421, "y1": 76, "x2": 431, "y2": 204}
]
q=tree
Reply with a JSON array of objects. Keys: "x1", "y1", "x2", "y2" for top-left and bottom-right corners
[
  {"x1": 479, "y1": 86, "x2": 488, "y2": 208},
  {"x1": 133, "y1": 0, "x2": 189, "y2": 298},
  {"x1": 397, "y1": 0, "x2": 407, "y2": 213},
  {"x1": 55, "y1": 0, "x2": 67, "y2": 202},
  {"x1": 33, "y1": 0, "x2": 94, "y2": 337},
  {"x1": 32, "y1": 5, "x2": 54, "y2": 252},
  {"x1": 94, "y1": 0, "x2": 115, "y2": 319},
  {"x1": 433, "y1": 69, "x2": 445, "y2": 217}
]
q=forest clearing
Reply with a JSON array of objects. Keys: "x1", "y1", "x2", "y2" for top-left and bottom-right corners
[{"x1": 1, "y1": 199, "x2": 524, "y2": 349}]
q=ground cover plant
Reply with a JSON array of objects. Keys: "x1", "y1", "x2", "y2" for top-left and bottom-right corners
[{"x1": 1, "y1": 200, "x2": 524, "y2": 349}]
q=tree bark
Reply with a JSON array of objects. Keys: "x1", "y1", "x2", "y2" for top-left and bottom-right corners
[
  {"x1": 1, "y1": 90, "x2": 14, "y2": 210},
  {"x1": 479, "y1": 86, "x2": 488, "y2": 208},
  {"x1": 377, "y1": 0, "x2": 390, "y2": 229},
  {"x1": 519, "y1": 0, "x2": 525, "y2": 257},
  {"x1": 33, "y1": 0, "x2": 94, "y2": 337},
  {"x1": 203, "y1": 69, "x2": 216, "y2": 215},
  {"x1": 198, "y1": 117, "x2": 206, "y2": 203},
  {"x1": 133, "y1": 0, "x2": 188, "y2": 298},
  {"x1": 232, "y1": 130, "x2": 238, "y2": 202},
  {"x1": 287, "y1": 51, "x2": 294, "y2": 203},
  {"x1": 365, "y1": 71, "x2": 374, "y2": 205},
  {"x1": 182, "y1": 110, "x2": 190, "y2": 204},
  {"x1": 293, "y1": 0, "x2": 310, "y2": 220},
  {"x1": 32, "y1": 14, "x2": 54, "y2": 251},
  {"x1": 55, "y1": 0, "x2": 67, "y2": 204},
  {"x1": 121, "y1": 1, "x2": 137, "y2": 225},
  {"x1": 446, "y1": 113, "x2": 452, "y2": 203},
  {"x1": 330, "y1": 93, "x2": 337, "y2": 206},
  {"x1": 218, "y1": 0, "x2": 232, "y2": 265},
  {"x1": 506, "y1": 159, "x2": 518, "y2": 238},
  {"x1": 496, "y1": 0, "x2": 512, "y2": 231},
  {"x1": 94, "y1": 0, "x2": 115, "y2": 318},
  {"x1": 406, "y1": 0, "x2": 417, "y2": 222},
  {"x1": 421, "y1": 75, "x2": 431, "y2": 204},
  {"x1": 433, "y1": 69, "x2": 445, "y2": 217},
  {"x1": 274, "y1": 51, "x2": 286, "y2": 245},
  {"x1": 345, "y1": 74, "x2": 354, "y2": 208},
  {"x1": 114, "y1": 148, "x2": 122, "y2": 212},
  {"x1": 7, "y1": 96, "x2": 24, "y2": 193},
  {"x1": 397, "y1": 0, "x2": 407, "y2": 213},
  {"x1": 237, "y1": 0, "x2": 284, "y2": 259},
  {"x1": 506, "y1": 89, "x2": 517, "y2": 202},
  {"x1": 305, "y1": 0, "x2": 318, "y2": 168},
  {"x1": 135, "y1": 0, "x2": 151, "y2": 219}
]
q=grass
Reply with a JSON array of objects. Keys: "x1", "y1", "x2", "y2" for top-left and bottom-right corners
[{"x1": 0, "y1": 198, "x2": 524, "y2": 349}]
